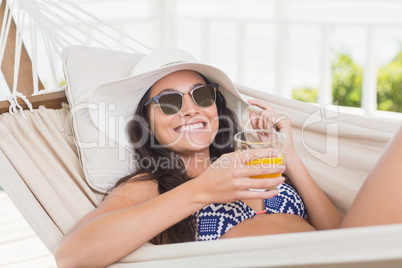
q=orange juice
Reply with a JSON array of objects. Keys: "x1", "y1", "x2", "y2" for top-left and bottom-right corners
[{"x1": 246, "y1": 156, "x2": 283, "y2": 178}]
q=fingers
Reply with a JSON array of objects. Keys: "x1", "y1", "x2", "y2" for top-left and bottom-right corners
[
  {"x1": 240, "y1": 177, "x2": 285, "y2": 190},
  {"x1": 239, "y1": 188, "x2": 279, "y2": 200},
  {"x1": 213, "y1": 150, "x2": 285, "y2": 179},
  {"x1": 235, "y1": 163, "x2": 285, "y2": 179},
  {"x1": 233, "y1": 151, "x2": 286, "y2": 178},
  {"x1": 233, "y1": 177, "x2": 284, "y2": 199},
  {"x1": 247, "y1": 99, "x2": 283, "y2": 128},
  {"x1": 205, "y1": 149, "x2": 286, "y2": 203},
  {"x1": 249, "y1": 112, "x2": 258, "y2": 129},
  {"x1": 247, "y1": 99, "x2": 276, "y2": 113},
  {"x1": 250, "y1": 112, "x2": 273, "y2": 130},
  {"x1": 248, "y1": 104, "x2": 277, "y2": 131},
  {"x1": 248, "y1": 105, "x2": 289, "y2": 133}
]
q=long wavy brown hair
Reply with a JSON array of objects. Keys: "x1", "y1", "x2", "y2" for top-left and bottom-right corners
[{"x1": 108, "y1": 74, "x2": 240, "y2": 244}]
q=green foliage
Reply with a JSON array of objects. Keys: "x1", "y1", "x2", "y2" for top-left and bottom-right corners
[
  {"x1": 59, "y1": 79, "x2": 66, "y2": 87},
  {"x1": 292, "y1": 53, "x2": 363, "y2": 106},
  {"x1": 331, "y1": 54, "x2": 363, "y2": 107},
  {"x1": 292, "y1": 50, "x2": 402, "y2": 113},
  {"x1": 377, "y1": 50, "x2": 402, "y2": 112},
  {"x1": 292, "y1": 87, "x2": 317, "y2": 103}
]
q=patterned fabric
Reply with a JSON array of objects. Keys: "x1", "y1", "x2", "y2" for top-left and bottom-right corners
[
  {"x1": 265, "y1": 183, "x2": 306, "y2": 219},
  {"x1": 194, "y1": 183, "x2": 306, "y2": 241},
  {"x1": 194, "y1": 201, "x2": 256, "y2": 241}
]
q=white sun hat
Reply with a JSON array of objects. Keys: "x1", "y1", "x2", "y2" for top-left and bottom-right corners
[{"x1": 89, "y1": 48, "x2": 249, "y2": 149}]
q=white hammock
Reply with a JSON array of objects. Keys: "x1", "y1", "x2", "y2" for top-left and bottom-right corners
[
  {"x1": 0, "y1": 1, "x2": 401, "y2": 267},
  {"x1": 0, "y1": 0, "x2": 151, "y2": 105}
]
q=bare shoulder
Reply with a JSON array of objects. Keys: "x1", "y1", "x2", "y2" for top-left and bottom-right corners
[
  {"x1": 71, "y1": 175, "x2": 158, "y2": 230},
  {"x1": 104, "y1": 175, "x2": 160, "y2": 206}
]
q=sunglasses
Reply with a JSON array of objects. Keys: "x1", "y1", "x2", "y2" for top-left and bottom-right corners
[{"x1": 145, "y1": 84, "x2": 218, "y2": 115}]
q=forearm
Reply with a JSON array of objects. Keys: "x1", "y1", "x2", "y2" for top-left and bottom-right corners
[
  {"x1": 55, "y1": 179, "x2": 205, "y2": 268},
  {"x1": 285, "y1": 151, "x2": 343, "y2": 230}
]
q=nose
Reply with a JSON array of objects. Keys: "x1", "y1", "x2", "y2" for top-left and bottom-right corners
[{"x1": 179, "y1": 94, "x2": 198, "y2": 117}]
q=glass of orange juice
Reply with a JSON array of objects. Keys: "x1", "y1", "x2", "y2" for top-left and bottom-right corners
[{"x1": 234, "y1": 129, "x2": 286, "y2": 191}]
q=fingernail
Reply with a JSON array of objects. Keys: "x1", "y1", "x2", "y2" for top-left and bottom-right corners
[
  {"x1": 270, "y1": 189, "x2": 279, "y2": 195},
  {"x1": 268, "y1": 150, "x2": 278, "y2": 157}
]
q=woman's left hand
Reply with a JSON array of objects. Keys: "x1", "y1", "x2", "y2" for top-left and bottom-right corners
[{"x1": 247, "y1": 99, "x2": 296, "y2": 157}]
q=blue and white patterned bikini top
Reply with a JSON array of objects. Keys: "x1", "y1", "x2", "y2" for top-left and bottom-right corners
[{"x1": 194, "y1": 183, "x2": 306, "y2": 241}]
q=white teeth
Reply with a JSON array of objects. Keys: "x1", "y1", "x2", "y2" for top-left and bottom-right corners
[{"x1": 176, "y1": 123, "x2": 205, "y2": 132}]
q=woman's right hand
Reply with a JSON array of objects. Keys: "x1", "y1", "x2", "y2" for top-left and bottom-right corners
[
  {"x1": 195, "y1": 149, "x2": 285, "y2": 204},
  {"x1": 247, "y1": 99, "x2": 296, "y2": 158}
]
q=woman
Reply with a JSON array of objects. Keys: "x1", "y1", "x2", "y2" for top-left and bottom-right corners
[{"x1": 55, "y1": 48, "x2": 402, "y2": 267}]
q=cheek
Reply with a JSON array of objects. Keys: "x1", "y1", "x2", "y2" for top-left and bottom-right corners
[
  {"x1": 149, "y1": 109, "x2": 180, "y2": 145},
  {"x1": 207, "y1": 105, "x2": 220, "y2": 135},
  {"x1": 148, "y1": 106, "x2": 167, "y2": 130},
  {"x1": 153, "y1": 124, "x2": 174, "y2": 146},
  {"x1": 148, "y1": 107, "x2": 167, "y2": 140}
]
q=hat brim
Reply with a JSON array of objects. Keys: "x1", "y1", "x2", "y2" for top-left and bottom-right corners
[{"x1": 89, "y1": 62, "x2": 248, "y2": 149}]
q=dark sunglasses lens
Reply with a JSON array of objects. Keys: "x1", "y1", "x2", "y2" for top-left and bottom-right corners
[
  {"x1": 158, "y1": 93, "x2": 182, "y2": 115},
  {"x1": 193, "y1": 86, "x2": 216, "y2": 107}
]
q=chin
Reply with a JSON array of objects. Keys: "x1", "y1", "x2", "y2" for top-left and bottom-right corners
[
  {"x1": 162, "y1": 131, "x2": 217, "y2": 154},
  {"x1": 186, "y1": 134, "x2": 216, "y2": 149},
  {"x1": 171, "y1": 140, "x2": 211, "y2": 155}
]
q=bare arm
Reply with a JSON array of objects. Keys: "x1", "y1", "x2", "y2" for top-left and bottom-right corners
[
  {"x1": 285, "y1": 151, "x2": 343, "y2": 229},
  {"x1": 55, "y1": 149, "x2": 286, "y2": 268},
  {"x1": 54, "y1": 178, "x2": 206, "y2": 267},
  {"x1": 247, "y1": 99, "x2": 343, "y2": 230}
]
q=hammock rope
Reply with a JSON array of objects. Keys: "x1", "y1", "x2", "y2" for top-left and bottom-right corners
[
  {"x1": 12, "y1": 4, "x2": 24, "y2": 95},
  {"x1": 29, "y1": 16, "x2": 39, "y2": 95},
  {"x1": 1, "y1": 0, "x2": 152, "y2": 113},
  {"x1": 56, "y1": 0, "x2": 151, "y2": 52},
  {"x1": 0, "y1": 0, "x2": 13, "y2": 67},
  {"x1": 5, "y1": 95, "x2": 16, "y2": 114},
  {"x1": 0, "y1": 2, "x2": 401, "y2": 267}
]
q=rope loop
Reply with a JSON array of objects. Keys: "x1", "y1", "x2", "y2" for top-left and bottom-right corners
[
  {"x1": 6, "y1": 95, "x2": 16, "y2": 114},
  {"x1": 11, "y1": 94, "x2": 27, "y2": 119},
  {"x1": 15, "y1": 92, "x2": 33, "y2": 111},
  {"x1": 4, "y1": 93, "x2": 33, "y2": 118}
]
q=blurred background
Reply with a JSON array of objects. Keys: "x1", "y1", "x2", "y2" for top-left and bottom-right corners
[{"x1": 1, "y1": 0, "x2": 401, "y2": 118}]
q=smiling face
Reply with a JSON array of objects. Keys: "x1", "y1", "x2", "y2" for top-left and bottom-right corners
[{"x1": 146, "y1": 70, "x2": 219, "y2": 156}]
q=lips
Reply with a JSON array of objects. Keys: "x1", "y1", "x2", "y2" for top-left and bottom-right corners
[{"x1": 174, "y1": 122, "x2": 207, "y2": 133}]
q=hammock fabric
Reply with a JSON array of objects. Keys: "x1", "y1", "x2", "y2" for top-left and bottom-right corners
[
  {"x1": 0, "y1": 0, "x2": 401, "y2": 266},
  {"x1": 0, "y1": 89, "x2": 401, "y2": 267}
]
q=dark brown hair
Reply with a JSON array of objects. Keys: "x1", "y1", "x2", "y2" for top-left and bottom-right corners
[{"x1": 108, "y1": 74, "x2": 239, "y2": 244}]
